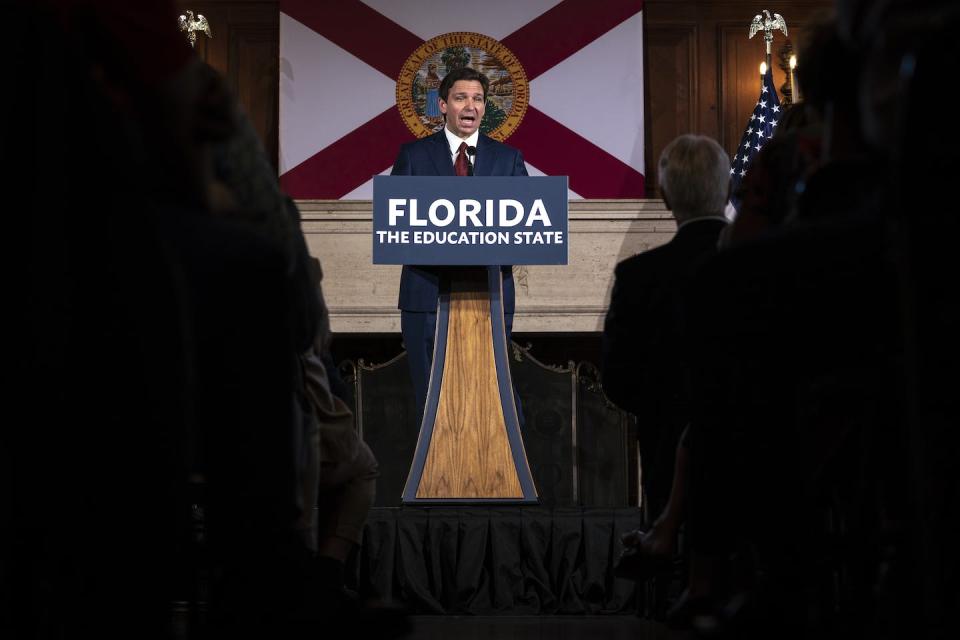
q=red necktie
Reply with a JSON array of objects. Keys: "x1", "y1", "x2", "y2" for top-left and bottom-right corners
[{"x1": 454, "y1": 141, "x2": 469, "y2": 176}]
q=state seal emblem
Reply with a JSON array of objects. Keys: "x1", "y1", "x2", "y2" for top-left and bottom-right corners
[{"x1": 396, "y1": 32, "x2": 528, "y2": 141}]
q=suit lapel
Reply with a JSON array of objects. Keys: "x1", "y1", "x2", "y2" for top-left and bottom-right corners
[
  {"x1": 474, "y1": 135, "x2": 492, "y2": 176},
  {"x1": 427, "y1": 131, "x2": 455, "y2": 176}
]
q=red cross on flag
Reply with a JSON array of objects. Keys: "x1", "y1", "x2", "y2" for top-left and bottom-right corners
[{"x1": 279, "y1": 0, "x2": 645, "y2": 199}]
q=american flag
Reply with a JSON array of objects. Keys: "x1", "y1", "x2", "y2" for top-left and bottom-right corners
[{"x1": 729, "y1": 68, "x2": 781, "y2": 211}]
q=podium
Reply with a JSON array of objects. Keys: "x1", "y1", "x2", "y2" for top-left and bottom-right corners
[{"x1": 373, "y1": 176, "x2": 568, "y2": 503}]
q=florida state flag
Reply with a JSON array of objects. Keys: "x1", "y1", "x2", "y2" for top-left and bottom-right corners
[{"x1": 279, "y1": 0, "x2": 645, "y2": 199}]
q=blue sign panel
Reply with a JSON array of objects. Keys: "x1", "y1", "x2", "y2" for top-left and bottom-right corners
[{"x1": 372, "y1": 176, "x2": 568, "y2": 265}]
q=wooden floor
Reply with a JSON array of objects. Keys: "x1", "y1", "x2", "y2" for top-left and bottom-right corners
[{"x1": 405, "y1": 615, "x2": 692, "y2": 640}]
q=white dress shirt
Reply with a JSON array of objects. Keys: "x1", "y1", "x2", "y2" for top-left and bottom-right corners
[{"x1": 443, "y1": 127, "x2": 480, "y2": 168}]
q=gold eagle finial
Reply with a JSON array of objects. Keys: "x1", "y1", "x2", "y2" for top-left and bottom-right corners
[
  {"x1": 749, "y1": 10, "x2": 788, "y2": 56},
  {"x1": 749, "y1": 10, "x2": 788, "y2": 41},
  {"x1": 178, "y1": 10, "x2": 212, "y2": 48}
]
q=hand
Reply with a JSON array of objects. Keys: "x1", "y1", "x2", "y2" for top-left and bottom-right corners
[{"x1": 621, "y1": 528, "x2": 645, "y2": 548}]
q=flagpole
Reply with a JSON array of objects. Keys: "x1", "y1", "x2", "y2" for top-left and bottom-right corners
[
  {"x1": 730, "y1": 19, "x2": 785, "y2": 214},
  {"x1": 789, "y1": 54, "x2": 800, "y2": 102}
]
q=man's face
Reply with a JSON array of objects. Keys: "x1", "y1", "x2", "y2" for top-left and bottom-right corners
[{"x1": 440, "y1": 79, "x2": 485, "y2": 138}]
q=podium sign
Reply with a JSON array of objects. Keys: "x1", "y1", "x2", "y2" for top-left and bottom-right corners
[
  {"x1": 373, "y1": 176, "x2": 567, "y2": 504},
  {"x1": 373, "y1": 176, "x2": 568, "y2": 266}
]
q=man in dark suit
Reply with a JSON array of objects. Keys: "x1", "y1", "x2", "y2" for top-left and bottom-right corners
[
  {"x1": 601, "y1": 134, "x2": 730, "y2": 521},
  {"x1": 391, "y1": 66, "x2": 528, "y2": 422}
]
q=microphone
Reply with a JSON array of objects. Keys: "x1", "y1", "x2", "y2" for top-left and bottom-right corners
[{"x1": 466, "y1": 146, "x2": 476, "y2": 176}]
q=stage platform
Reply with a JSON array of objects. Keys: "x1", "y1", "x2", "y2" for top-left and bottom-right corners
[{"x1": 406, "y1": 615, "x2": 683, "y2": 640}]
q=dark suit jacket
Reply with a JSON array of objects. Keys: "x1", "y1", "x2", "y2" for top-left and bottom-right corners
[
  {"x1": 601, "y1": 217, "x2": 726, "y2": 512},
  {"x1": 680, "y1": 215, "x2": 901, "y2": 558},
  {"x1": 390, "y1": 130, "x2": 528, "y2": 312}
]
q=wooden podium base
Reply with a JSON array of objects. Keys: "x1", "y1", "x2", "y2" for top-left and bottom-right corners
[{"x1": 402, "y1": 267, "x2": 538, "y2": 503}]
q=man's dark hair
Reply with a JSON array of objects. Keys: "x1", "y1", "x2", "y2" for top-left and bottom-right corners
[{"x1": 438, "y1": 67, "x2": 488, "y2": 102}]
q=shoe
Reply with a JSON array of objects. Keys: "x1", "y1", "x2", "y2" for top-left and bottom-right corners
[
  {"x1": 665, "y1": 590, "x2": 716, "y2": 629},
  {"x1": 290, "y1": 584, "x2": 410, "y2": 638},
  {"x1": 339, "y1": 591, "x2": 412, "y2": 639},
  {"x1": 689, "y1": 590, "x2": 754, "y2": 638}
]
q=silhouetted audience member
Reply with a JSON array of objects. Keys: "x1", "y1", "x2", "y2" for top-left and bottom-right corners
[
  {"x1": 191, "y1": 91, "x2": 330, "y2": 636},
  {"x1": 5, "y1": 2, "x2": 399, "y2": 639},
  {"x1": 722, "y1": 101, "x2": 822, "y2": 247},
  {"x1": 299, "y1": 260, "x2": 379, "y2": 602},
  {"x1": 614, "y1": 7, "x2": 960, "y2": 635},
  {"x1": 662, "y1": 4, "x2": 959, "y2": 636},
  {"x1": 209, "y1": 99, "x2": 387, "y2": 620},
  {"x1": 849, "y1": 2, "x2": 960, "y2": 637},
  {"x1": 8, "y1": 2, "x2": 239, "y2": 638},
  {"x1": 677, "y1": 217, "x2": 900, "y2": 633},
  {"x1": 189, "y1": 65, "x2": 404, "y2": 635},
  {"x1": 602, "y1": 134, "x2": 729, "y2": 528}
]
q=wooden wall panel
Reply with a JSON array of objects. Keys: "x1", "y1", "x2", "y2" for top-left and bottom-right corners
[
  {"x1": 175, "y1": 1, "x2": 280, "y2": 168},
  {"x1": 719, "y1": 21, "x2": 769, "y2": 158},
  {"x1": 645, "y1": 24, "x2": 697, "y2": 197},
  {"x1": 645, "y1": 1, "x2": 832, "y2": 195},
  {"x1": 229, "y1": 24, "x2": 279, "y2": 164}
]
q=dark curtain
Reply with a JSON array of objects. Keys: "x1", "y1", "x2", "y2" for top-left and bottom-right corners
[{"x1": 355, "y1": 507, "x2": 644, "y2": 615}]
